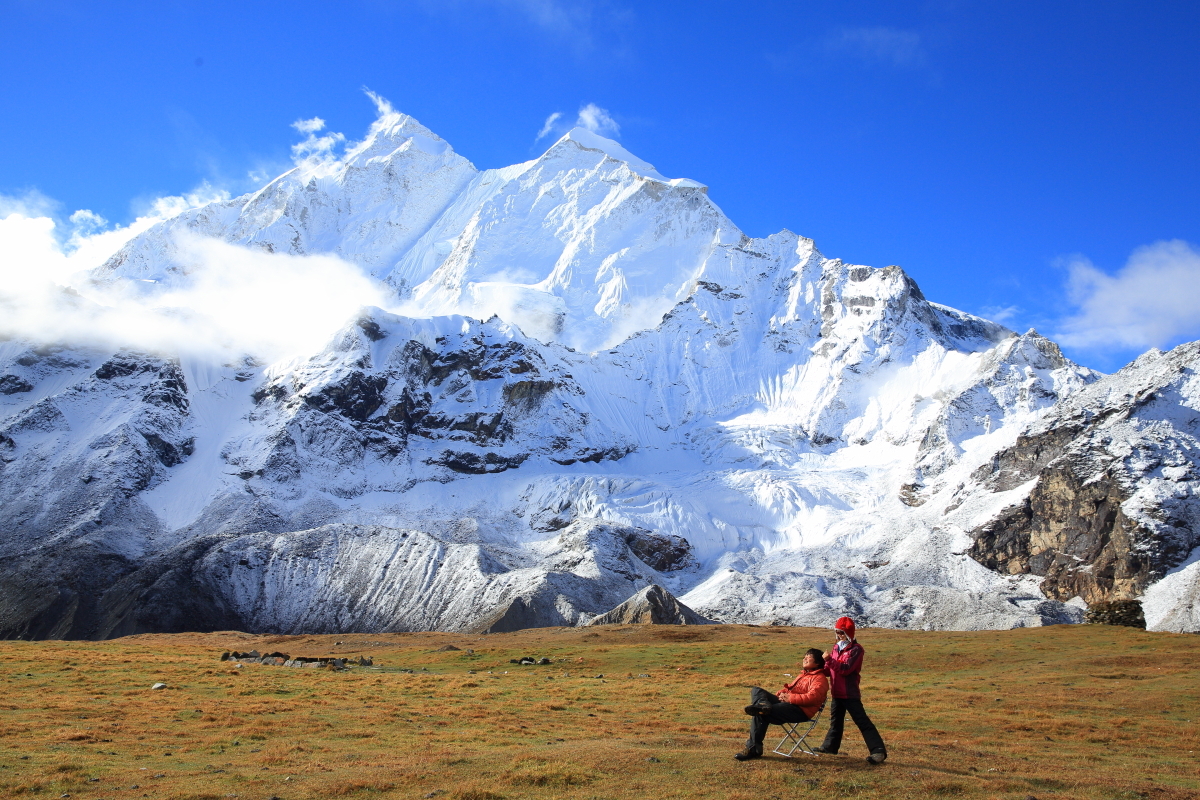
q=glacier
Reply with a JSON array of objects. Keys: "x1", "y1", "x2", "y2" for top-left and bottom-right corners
[{"x1": 1, "y1": 103, "x2": 1197, "y2": 638}]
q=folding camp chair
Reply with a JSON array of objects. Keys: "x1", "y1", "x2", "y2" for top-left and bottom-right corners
[{"x1": 772, "y1": 700, "x2": 825, "y2": 757}]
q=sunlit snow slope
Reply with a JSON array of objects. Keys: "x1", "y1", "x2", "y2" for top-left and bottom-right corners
[{"x1": 2, "y1": 105, "x2": 1197, "y2": 638}]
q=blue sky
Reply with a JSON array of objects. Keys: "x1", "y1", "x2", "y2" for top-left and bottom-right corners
[{"x1": 2, "y1": 0, "x2": 1198, "y2": 371}]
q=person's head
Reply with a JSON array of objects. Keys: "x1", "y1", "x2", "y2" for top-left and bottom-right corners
[
  {"x1": 834, "y1": 616, "x2": 856, "y2": 641},
  {"x1": 802, "y1": 648, "x2": 825, "y2": 671}
]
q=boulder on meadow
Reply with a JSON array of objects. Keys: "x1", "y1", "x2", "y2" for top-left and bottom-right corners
[{"x1": 1085, "y1": 599, "x2": 1146, "y2": 628}]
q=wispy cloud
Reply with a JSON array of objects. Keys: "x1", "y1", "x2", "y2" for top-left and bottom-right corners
[
  {"x1": 824, "y1": 26, "x2": 925, "y2": 68},
  {"x1": 980, "y1": 304, "x2": 1021, "y2": 326},
  {"x1": 576, "y1": 103, "x2": 619, "y2": 137},
  {"x1": 536, "y1": 103, "x2": 620, "y2": 141},
  {"x1": 407, "y1": 0, "x2": 634, "y2": 59},
  {"x1": 290, "y1": 116, "x2": 347, "y2": 167},
  {"x1": 1053, "y1": 240, "x2": 1200, "y2": 352},
  {"x1": 291, "y1": 117, "x2": 326, "y2": 134},
  {"x1": 504, "y1": 0, "x2": 595, "y2": 40},
  {"x1": 536, "y1": 111, "x2": 563, "y2": 140}
]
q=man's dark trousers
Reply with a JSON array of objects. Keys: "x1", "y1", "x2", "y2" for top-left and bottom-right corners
[
  {"x1": 745, "y1": 687, "x2": 809, "y2": 751},
  {"x1": 820, "y1": 697, "x2": 885, "y2": 755}
]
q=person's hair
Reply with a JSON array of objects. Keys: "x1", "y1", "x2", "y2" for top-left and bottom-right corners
[{"x1": 804, "y1": 648, "x2": 825, "y2": 669}]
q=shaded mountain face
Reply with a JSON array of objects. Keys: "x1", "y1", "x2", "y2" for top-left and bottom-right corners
[{"x1": 2, "y1": 109, "x2": 1197, "y2": 637}]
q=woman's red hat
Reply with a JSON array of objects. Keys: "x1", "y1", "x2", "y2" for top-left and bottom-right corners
[{"x1": 834, "y1": 616, "x2": 856, "y2": 638}]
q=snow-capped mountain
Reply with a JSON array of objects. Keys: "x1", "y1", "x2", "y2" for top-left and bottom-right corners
[{"x1": 2, "y1": 106, "x2": 1196, "y2": 638}]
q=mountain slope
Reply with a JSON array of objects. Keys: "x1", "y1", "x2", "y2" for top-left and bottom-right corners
[{"x1": 2, "y1": 106, "x2": 1196, "y2": 636}]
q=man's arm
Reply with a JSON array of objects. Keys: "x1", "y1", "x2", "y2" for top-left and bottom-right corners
[{"x1": 785, "y1": 674, "x2": 829, "y2": 708}]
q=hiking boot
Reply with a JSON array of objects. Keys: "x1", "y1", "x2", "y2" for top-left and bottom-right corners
[
  {"x1": 811, "y1": 746, "x2": 837, "y2": 755},
  {"x1": 733, "y1": 746, "x2": 762, "y2": 761},
  {"x1": 866, "y1": 751, "x2": 887, "y2": 765},
  {"x1": 743, "y1": 700, "x2": 773, "y2": 716}
]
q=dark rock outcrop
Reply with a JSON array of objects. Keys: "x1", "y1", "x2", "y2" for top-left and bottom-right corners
[
  {"x1": 622, "y1": 530, "x2": 694, "y2": 572},
  {"x1": 0, "y1": 375, "x2": 33, "y2": 394},
  {"x1": 471, "y1": 596, "x2": 554, "y2": 634}
]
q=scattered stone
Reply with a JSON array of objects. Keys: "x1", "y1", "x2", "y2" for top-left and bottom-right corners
[
  {"x1": 647, "y1": 757, "x2": 661, "y2": 763},
  {"x1": 151, "y1": 683, "x2": 168, "y2": 690},
  {"x1": 435, "y1": 644, "x2": 461, "y2": 652},
  {"x1": 638, "y1": 673, "x2": 650, "y2": 678}
]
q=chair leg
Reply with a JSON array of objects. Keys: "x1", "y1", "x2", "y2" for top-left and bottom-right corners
[{"x1": 773, "y1": 719, "x2": 822, "y2": 757}]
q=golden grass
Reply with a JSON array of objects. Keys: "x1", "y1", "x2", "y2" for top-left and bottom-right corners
[{"x1": 0, "y1": 624, "x2": 1196, "y2": 799}]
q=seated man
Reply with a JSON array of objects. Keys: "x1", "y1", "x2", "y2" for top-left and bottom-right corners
[{"x1": 735, "y1": 648, "x2": 829, "y2": 761}]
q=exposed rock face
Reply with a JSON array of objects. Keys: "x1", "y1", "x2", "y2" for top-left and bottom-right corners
[
  {"x1": 588, "y1": 584, "x2": 711, "y2": 625},
  {"x1": 968, "y1": 342, "x2": 1200, "y2": 617}
]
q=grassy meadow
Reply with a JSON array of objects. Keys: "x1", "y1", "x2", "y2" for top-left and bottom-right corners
[{"x1": 0, "y1": 623, "x2": 1196, "y2": 800}]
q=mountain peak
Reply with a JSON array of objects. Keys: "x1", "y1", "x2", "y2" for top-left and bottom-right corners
[{"x1": 550, "y1": 128, "x2": 707, "y2": 191}]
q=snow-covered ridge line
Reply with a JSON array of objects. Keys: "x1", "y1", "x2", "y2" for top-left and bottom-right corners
[{"x1": 1, "y1": 105, "x2": 1197, "y2": 638}]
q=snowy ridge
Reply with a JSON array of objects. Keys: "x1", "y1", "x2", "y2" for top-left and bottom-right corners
[{"x1": 1, "y1": 108, "x2": 1197, "y2": 637}]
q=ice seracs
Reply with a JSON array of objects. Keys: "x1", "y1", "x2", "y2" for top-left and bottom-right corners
[{"x1": 1, "y1": 103, "x2": 1196, "y2": 638}]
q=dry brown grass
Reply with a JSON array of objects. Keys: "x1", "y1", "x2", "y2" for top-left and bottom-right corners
[{"x1": 0, "y1": 624, "x2": 1196, "y2": 798}]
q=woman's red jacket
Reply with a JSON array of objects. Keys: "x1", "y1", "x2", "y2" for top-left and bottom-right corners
[{"x1": 824, "y1": 640, "x2": 864, "y2": 699}]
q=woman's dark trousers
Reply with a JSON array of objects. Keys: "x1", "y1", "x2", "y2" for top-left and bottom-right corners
[
  {"x1": 820, "y1": 697, "x2": 885, "y2": 755},
  {"x1": 745, "y1": 687, "x2": 809, "y2": 752}
]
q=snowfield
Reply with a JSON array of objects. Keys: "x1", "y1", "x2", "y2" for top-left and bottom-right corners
[{"x1": 1, "y1": 105, "x2": 1196, "y2": 637}]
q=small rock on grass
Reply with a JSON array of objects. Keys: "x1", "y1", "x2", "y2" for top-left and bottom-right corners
[{"x1": 151, "y1": 683, "x2": 168, "y2": 690}]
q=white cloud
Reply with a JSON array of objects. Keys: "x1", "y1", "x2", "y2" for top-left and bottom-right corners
[
  {"x1": 575, "y1": 103, "x2": 619, "y2": 137},
  {"x1": 537, "y1": 111, "x2": 563, "y2": 140},
  {"x1": 0, "y1": 188, "x2": 391, "y2": 364},
  {"x1": 533, "y1": 104, "x2": 619, "y2": 142},
  {"x1": 1053, "y1": 240, "x2": 1200, "y2": 351},
  {"x1": 291, "y1": 117, "x2": 326, "y2": 134},
  {"x1": 290, "y1": 111, "x2": 356, "y2": 169},
  {"x1": 0, "y1": 187, "x2": 228, "y2": 288},
  {"x1": 363, "y1": 88, "x2": 396, "y2": 117},
  {"x1": 825, "y1": 27, "x2": 925, "y2": 68}
]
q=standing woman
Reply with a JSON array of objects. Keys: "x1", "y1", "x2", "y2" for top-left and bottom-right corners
[{"x1": 815, "y1": 616, "x2": 888, "y2": 764}]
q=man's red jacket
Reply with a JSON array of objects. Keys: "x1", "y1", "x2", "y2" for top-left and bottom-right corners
[
  {"x1": 824, "y1": 640, "x2": 864, "y2": 699},
  {"x1": 777, "y1": 669, "x2": 829, "y2": 718}
]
